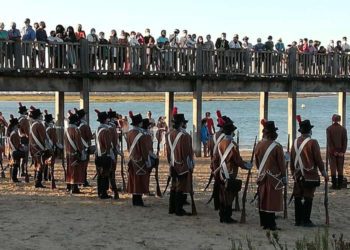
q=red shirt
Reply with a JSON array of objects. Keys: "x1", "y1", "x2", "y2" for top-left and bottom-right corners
[{"x1": 206, "y1": 118, "x2": 215, "y2": 135}]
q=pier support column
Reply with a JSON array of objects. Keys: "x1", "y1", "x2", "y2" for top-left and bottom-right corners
[
  {"x1": 80, "y1": 78, "x2": 90, "y2": 124},
  {"x1": 259, "y1": 92, "x2": 269, "y2": 139},
  {"x1": 338, "y1": 92, "x2": 346, "y2": 127},
  {"x1": 165, "y1": 92, "x2": 174, "y2": 130},
  {"x1": 288, "y1": 88, "x2": 297, "y2": 143},
  {"x1": 55, "y1": 91, "x2": 64, "y2": 142},
  {"x1": 193, "y1": 80, "x2": 202, "y2": 157}
]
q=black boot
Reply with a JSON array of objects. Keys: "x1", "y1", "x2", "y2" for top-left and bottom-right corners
[
  {"x1": 35, "y1": 171, "x2": 46, "y2": 188},
  {"x1": 20, "y1": 161, "x2": 26, "y2": 177},
  {"x1": 12, "y1": 164, "x2": 21, "y2": 183},
  {"x1": 213, "y1": 182, "x2": 220, "y2": 211},
  {"x1": 303, "y1": 198, "x2": 315, "y2": 227},
  {"x1": 133, "y1": 195, "x2": 144, "y2": 206},
  {"x1": 182, "y1": 193, "x2": 190, "y2": 206},
  {"x1": 44, "y1": 165, "x2": 49, "y2": 181},
  {"x1": 132, "y1": 195, "x2": 137, "y2": 205},
  {"x1": 338, "y1": 175, "x2": 344, "y2": 189},
  {"x1": 259, "y1": 211, "x2": 265, "y2": 227},
  {"x1": 224, "y1": 205, "x2": 237, "y2": 223},
  {"x1": 294, "y1": 197, "x2": 303, "y2": 226},
  {"x1": 266, "y1": 212, "x2": 279, "y2": 231},
  {"x1": 219, "y1": 205, "x2": 226, "y2": 223},
  {"x1": 112, "y1": 189, "x2": 119, "y2": 200},
  {"x1": 66, "y1": 184, "x2": 71, "y2": 192},
  {"x1": 97, "y1": 175, "x2": 102, "y2": 197},
  {"x1": 100, "y1": 177, "x2": 111, "y2": 199},
  {"x1": 175, "y1": 192, "x2": 190, "y2": 216},
  {"x1": 331, "y1": 176, "x2": 338, "y2": 189},
  {"x1": 169, "y1": 190, "x2": 176, "y2": 214},
  {"x1": 71, "y1": 184, "x2": 80, "y2": 194}
]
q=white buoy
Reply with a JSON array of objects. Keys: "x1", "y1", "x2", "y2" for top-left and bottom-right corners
[{"x1": 301, "y1": 104, "x2": 306, "y2": 109}]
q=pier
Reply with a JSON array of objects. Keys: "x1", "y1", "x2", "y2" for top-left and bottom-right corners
[{"x1": 0, "y1": 40, "x2": 349, "y2": 156}]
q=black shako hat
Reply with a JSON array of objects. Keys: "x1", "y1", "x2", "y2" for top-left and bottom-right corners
[
  {"x1": 296, "y1": 115, "x2": 314, "y2": 134},
  {"x1": 67, "y1": 110, "x2": 79, "y2": 125},
  {"x1": 171, "y1": 107, "x2": 188, "y2": 124},
  {"x1": 108, "y1": 108, "x2": 117, "y2": 119},
  {"x1": 9, "y1": 115, "x2": 18, "y2": 126},
  {"x1": 18, "y1": 102, "x2": 28, "y2": 114},
  {"x1": 74, "y1": 108, "x2": 86, "y2": 120},
  {"x1": 222, "y1": 117, "x2": 237, "y2": 134},
  {"x1": 29, "y1": 106, "x2": 42, "y2": 120},
  {"x1": 129, "y1": 111, "x2": 143, "y2": 126},
  {"x1": 44, "y1": 110, "x2": 54, "y2": 123},
  {"x1": 142, "y1": 118, "x2": 151, "y2": 130},
  {"x1": 95, "y1": 109, "x2": 108, "y2": 123},
  {"x1": 261, "y1": 119, "x2": 278, "y2": 133}
]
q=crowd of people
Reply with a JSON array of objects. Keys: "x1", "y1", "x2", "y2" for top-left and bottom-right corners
[
  {"x1": 0, "y1": 102, "x2": 347, "y2": 230},
  {"x1": 1, "y1": 18, "x2": 350, "y2": 74}
]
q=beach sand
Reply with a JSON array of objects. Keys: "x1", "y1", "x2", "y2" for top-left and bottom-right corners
[{"x1": 0, "y1": 151, "x2": 349, "y2": 250}]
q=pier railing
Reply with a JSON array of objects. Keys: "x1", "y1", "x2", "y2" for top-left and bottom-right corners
[{"x1": 0, "y1": 40, "x2": 350, "y2": 78}]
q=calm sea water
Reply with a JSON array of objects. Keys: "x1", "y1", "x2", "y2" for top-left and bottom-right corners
[{"x1": 1, "y1": 94, "x2": 348, "y2": 149}]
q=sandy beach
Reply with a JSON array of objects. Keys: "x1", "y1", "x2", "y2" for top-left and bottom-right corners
[{"x1": 0, "y1": 151, "x2": 349, "y2": 250}]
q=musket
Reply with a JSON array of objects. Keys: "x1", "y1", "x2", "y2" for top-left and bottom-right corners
[
  {"x1": 284, "y1": 134, "x2": 290, "y2": 219},
  {"x1": 240, "y1": 136, "x2": 257, "y2": 224},
  {"x1": 325, "y1": 141, "x2": 329, "y2": 225},
  {"x1": 155, "y1": 131, "x2": 162, "y2": 197},
  {"x1": 204, "y1": 173, "x2": 213, "y2": 191},
  {"x1": 120, "y1": 132, "x2": 126, "y2": 192},
  {"x1": 0, "y1": 162, "x2": 5, "y2": 178},
  {"x1": 234, "y1": 131, "x2": 240, "y2": 211},
  {"x1": 51, "y1": 152, "x2": 56, "y2": 189},
  {"x1": 61, "y1": 150, "x2": 67, "y2": 181},
  {"x1": 288, "y1": 193, "x2": 294, "y2": 206},
  {"x1": 190, "y1": 173, "x2": 197, "y2": 216},
  {"x1": 163, "y1": 175, "x2": 171, "y2": 195}
]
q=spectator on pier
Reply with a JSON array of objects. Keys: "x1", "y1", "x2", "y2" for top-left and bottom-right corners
[
  {"x1": 36, "y1": 21, "x2": 48, "y2": 69},
  {"x1": 342, "y1": 37, "x2": 350, "y2": 52},
  {"x1": 302, "y1": 38, "x2": 309, "y2": 52},
  {"x1": 265, "y1": 35, "x2": 274, "y2": 51},
  {"x1": 314, "y1": 40, "x2": 320, "y2": 51},
  {"x1": 55, "y1": 24, "x2": 65, "y2": 39},
  {"x1": 129, "y1": 31, "x2": 140, "y2": 72},
  {"x1": 275, "y1": 38, "x2": 285, "y2": 52},
  {"x1": 136, "y1": 32, "x2": 144, "y2": 45},
  {"x1": 179, "y1": 30, "x2": 188, "y2": 48},
  {"x1": 327, "y1": 40, "x2": 335, "y2": 53},
  {"x1": 229, "y1": 34, "x2": 241, "y2": 49},
  {"x1": 87, "y1": 28, "x2": 98, "y2": 70},
  {"x1": 169, "y1": 29, "x2": 180, "y2": 48},
  {"x1": 64, "y1": 26, "x2": 77, "y2": 69},
  {"x1": 75, "y1": 24, "x2": 86, "y2": 41},
  {"x1": 215, "y1": 32, "x2": 229, "y2": 50},
  {"x1": 33, "y1": 22, "x2": 39, "y2": 31},
  {"x1": 97, "y1": 31, "x2": 109, "y2": 70},
  {"x1": 21, "y1": 18, "x2": 36, "y2": 68},
  {"x1": 7, "y1": 22, "x2": 21, "y2": 68},
  {"x1": 254, "y1": 38, "x2": 265, "y2": 74},
  {"x1": 335, "y1": 40, "x2": 342, "y2": 52},
  {"x1": 242, "y1": 36, "x2": 253, "y2": 50},
  {"x1": 297, "y1": 39, "x2": 303, "y2": 52},
  {"x1": 0, "y1": 22, "x2": 8, "y2": 40},
  {"x1": 156, "y1": 30, "x2": 168, "y2": 49},
  {"x1": 196, "y1": 36, "x2": 204, "y2": 46},
  {"x1": 144, "y1": 28, "x2": 154, "y2": 46},
  {"x1": 0, "y1": 22, "x2": 9, "y2": 68},
  {"x1": 186, "y1": 34, "x2": 196, "y2": 48},
  {"x1": 118, "y1": 30, "x2": 128, "y2": 72},
  {"x1": 109, "y1": 29, "x2": 118, "y2": 70},
  {"x1": 203, "y1": 35, "x2": 214, "y2": 50}
]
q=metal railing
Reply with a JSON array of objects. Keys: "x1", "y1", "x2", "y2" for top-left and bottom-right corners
[{"x1": 1, "y1": 40, "x2": 350, "y2": 78}]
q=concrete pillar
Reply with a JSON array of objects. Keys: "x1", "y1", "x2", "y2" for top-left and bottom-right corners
[
  {"x1": 193, "y1": 80, "x2": 202, "y2": 157},
  {"x1": 54, "y1": 91, "x2": 64, "y2": 142},
  {"x1": 338, "y1": 92, "x2": 346, "y2": 127},
  {"x1": 259, "y1": 92, "x2": 269, "y2": 139},
  {"x1": 288, "y1": 89, "x2": 297, "y2": 143},
  {"x1": 164, "y1": 92, "x2": 174, "y2": 130},
  {"x1": 80, "y1": 78, "x2": 90, "y2": 124}
]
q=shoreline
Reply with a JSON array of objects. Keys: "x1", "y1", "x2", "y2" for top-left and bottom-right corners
[{"x1": 0, "y1": 92, "x2": 337, "y2": 102}]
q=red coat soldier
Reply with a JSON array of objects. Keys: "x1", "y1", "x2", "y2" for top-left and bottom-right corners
[
  {"x1": 64, "y1": 111, "x2": 84, "y2": 194},
  {"x1": 165, "y1": 107, "x2": 194, "y2": 216},
  {"x1": 326, "y1": 114, "x2": 348, "y2": 189},
  {"x1": 127, "y1": 112, "x2": 155, "y2": 206},
  {"x1": 255, "y1": 120, "x2": 286, "y2": 230},
  {"x1": 7, "y1": 116, "x2": 25, "y2": 183},
  {"x1": 291, "y1": 116, "x2": 328, "y2": 227},
  {"x1": 95, "y1": 110, "x2": 113, "y2": 199},
  {"x1": 18, "y1": 102, "x2": 30, "y2": 177},
  {"x1": 75, "y1": 108, "x2": 93, "y2": 187},
  {"x1": 212, "y1": 116, "x2": 250, "y2": 223},
  {"x1": 29, "y1": 106, "x2": 47, "y2": 188}
]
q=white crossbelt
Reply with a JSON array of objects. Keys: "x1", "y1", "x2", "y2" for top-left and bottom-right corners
[
  {"x1": 65, "y1": 125, "x2": 78, "y2": 152},
  {"x1": 96, "y1": 127, "x2": 108, "y2": 157},
  {"x1": 45, "y1": 127, "x2": 54, "y2": 150},
  {"x1": 9, "y1": 131, "x2": 17, "y2": 151},
  {"x1": 79, "y1": 123, "x2": 89, "y2": 148},
  {"x1": 213, "y1": 133, "x2": 225, "y2": 155},
  {"x1": 30, "y1": 121, "x2": 45, "y2": 151},
  {"x1": 294, "y1": 138, "x2": 311, "y2": 176},
  {"x1": 129, "y1": 132, "x2": 143, "y2": 158},
  {"x1": 167, "y1": 132, "x2": 183, "y2": 167},
  {"x1": 258, "y1": 142, "x2": 277, "y2": 176},
  {"x1": 218, "y1": 142, "x2": 235, "y2": 179}
]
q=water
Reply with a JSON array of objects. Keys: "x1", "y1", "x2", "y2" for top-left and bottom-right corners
[{"x1": 1, "y1": 94, "x2": 348, "y2": 149}]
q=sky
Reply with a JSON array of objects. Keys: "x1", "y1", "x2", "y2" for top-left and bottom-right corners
[{"x1": 0, "y1": 0, "x2": 349, "y2": 46}]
